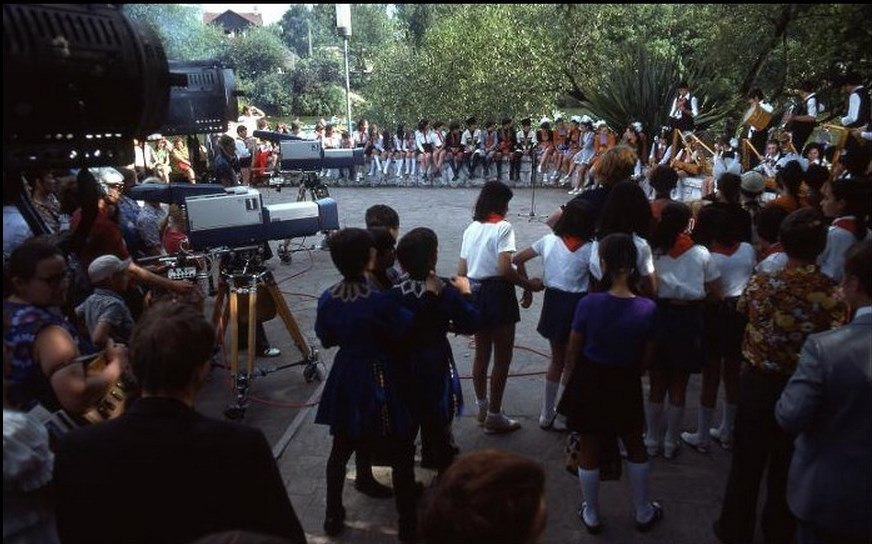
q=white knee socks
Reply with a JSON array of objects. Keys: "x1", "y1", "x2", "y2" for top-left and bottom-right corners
[
  {"x1": 577, "y1": 468, "x2": 600, "y2": 525},
  {"x1": 664, "y1": 404, "x2": 685, "y2": 446},
  {"x1": 382, "y1": 158, "x2": 391, "y2": 175},
  {"x1": 540, "y1": 379, "x2": 559, "y2": 423},
  {"x1": 696, "y1": 406, "x2": 714, "y2": 447},
  {"x1": 644, "y1": 401, "x2": 664, "y2": 450},
  {"x1": 626, "y1": 461, "x2": 655, "y2": 523},
  {"x1": 716, "y1": 403, "x2": 737, "y2": 439}
]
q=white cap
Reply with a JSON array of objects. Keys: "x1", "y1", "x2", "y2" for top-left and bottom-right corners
[
  {"x1": 570, "y1": 115, "x2": 582, "y2": 123},
  {"x1": 539, "y1": 116, "x2": 551, "y2": 125},
  {"x1": 88, "y1": 255, "x2": 131, "y2": 284},
  {"x1": 580, "y1": 115, "x2": 593, "y2": 125},
  {"x1": 594, "y1": 120, "x2": 607, "y2": 129},
  {"x1": 631, "y1": 121, "x2": 643, "y2": 133}
]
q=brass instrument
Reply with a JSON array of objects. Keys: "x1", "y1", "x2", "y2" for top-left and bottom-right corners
[{"x1": 779, "y1": 97, "x2": 799, "y2": 130}]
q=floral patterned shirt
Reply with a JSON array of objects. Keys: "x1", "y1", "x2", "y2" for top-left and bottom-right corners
[{"x1": 738, "y1": 264, "x2": 848, "y2": 376}]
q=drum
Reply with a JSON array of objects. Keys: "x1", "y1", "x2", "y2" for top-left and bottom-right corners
[{"x1": 741, "y1": 104, "x2": 773, "y2": 132}]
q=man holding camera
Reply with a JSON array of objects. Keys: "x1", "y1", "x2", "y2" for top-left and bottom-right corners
[{"x1": 54, "y1": 302, "x2": 307, "y2": 544}]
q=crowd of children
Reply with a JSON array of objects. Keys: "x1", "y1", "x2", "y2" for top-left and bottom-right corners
[{"x1": 313, "y1": 139, "x2": 870, "y2": 542}]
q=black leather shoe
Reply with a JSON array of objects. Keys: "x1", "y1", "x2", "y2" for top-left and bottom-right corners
[
  {"x1": 635, "y1": 501, "x2": 663, "y2": 533},
  {"x1": 578, "y1": 503, "x2": 603, "y2": 535},
  {"x1": 323, "y1": 506, "x2": 346, "y2": 536},
  {"x1": 355, "y1": 478, "x2": 394, "y2": 499}
]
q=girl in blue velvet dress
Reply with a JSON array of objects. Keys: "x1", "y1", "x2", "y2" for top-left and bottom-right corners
[
  {"x1": 314, "y1": 228, "x2": 418, "y2": 542},
  {"x1": 393, "y1": 227, "x2": 480, "y2": 475}
]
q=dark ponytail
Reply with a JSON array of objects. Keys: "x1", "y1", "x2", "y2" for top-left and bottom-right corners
[{"x1": 651, "y1": 201, "x2": 691, "y2": 254}]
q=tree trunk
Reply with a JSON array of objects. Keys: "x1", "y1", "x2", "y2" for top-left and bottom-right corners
[
  {"x1": 563, "y1": 67, "x2": 587, "y2": 103},
  {"x1": 738, "y1": 4, "x2": 810, "y2": 96}
]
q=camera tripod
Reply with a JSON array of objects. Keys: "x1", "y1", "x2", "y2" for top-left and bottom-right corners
[
  {"x1": 211, "y1": 266, "x2": 325, "y2": 420},
  {"x1": 274, "y1": 171, "x2": 332, "y2": 264}
]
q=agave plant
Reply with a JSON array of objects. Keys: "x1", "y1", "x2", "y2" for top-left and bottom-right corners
[{"x1": 581, "y1": 48, "x2": 741, "y2": 140}]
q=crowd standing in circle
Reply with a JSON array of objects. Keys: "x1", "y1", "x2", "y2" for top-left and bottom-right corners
[{"x1": 3, "y1": 76, "x2": 871, "y2": 544}]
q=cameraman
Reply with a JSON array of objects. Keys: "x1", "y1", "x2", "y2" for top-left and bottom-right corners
[
  {"x1": 69, "y1": 167, "x2": 192, "y2": 314},
  {"x1": 213, "y1": 135, "x2": 240, "y2": 188}
]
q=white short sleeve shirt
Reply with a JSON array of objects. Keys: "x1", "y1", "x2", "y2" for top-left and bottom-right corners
[
  {"x1": 711, "y1": 243, "x2": 756, "y2": 297},
  {"x1": 460, "y1": 220, "x2": 516, "y2": 280},
  {"x1": 530, "y1": 234, "x2": 592, "y2": 293},
  {"x1": 654, "y1": 244, "x2": 721, "y2": 300},
  {"x1": 589, "y1": 233, "x2": 655, "y2": 281}
]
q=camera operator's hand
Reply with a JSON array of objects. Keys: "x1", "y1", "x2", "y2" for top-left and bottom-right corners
[{"x1": 170, "y1": 280, "x2": 195, "y2": 294}]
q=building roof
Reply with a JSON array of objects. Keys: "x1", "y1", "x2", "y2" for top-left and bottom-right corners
[{"x1": 203, "y1": 10, "x2": 263, "y2": 27}]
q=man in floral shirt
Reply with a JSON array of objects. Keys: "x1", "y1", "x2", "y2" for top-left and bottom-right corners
[{"x1": 715, "y1": 208, "x2": 848, "y2": 544}]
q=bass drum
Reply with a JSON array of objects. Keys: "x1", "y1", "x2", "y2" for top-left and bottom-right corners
[{"x1": 741, "y1": 104, "x2": 773, "y2": 132}]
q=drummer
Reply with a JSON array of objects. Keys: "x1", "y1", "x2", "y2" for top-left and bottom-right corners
[{"x1": 745, "y1": 89, "x2": 775, "y2": 169}]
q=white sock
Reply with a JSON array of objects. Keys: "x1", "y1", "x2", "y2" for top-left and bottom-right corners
[
  {"x1": 719, "y1": 403, "x2": 738, "y2": 437},
  {"x1": 382, "y1": 158, "x2": 391, "y2": 174},
  {"x1": 411, "y1": 160, "x2": 417, "y2": 175},
  {"x1": 695, "y1": 406, "x2": 714, "y2": 444},
  {"x1": 374, "y1": 156, "x2": 382, "y2": 172},
  {"x1": 577, "y1": 468, "x2": 600, "y2": 525},
  {"x1": 368, "y1": 161, "x2": 376, "y2": 175},
  {"x1": 644, "y1": 401, "x2": 663, "y2": 448},
  {"x1": 541, "y1": 379, "x2": 559, "y2": 421},
  {"x1": 664, "y1": 404, "x2": 685, "y2": 445},
  {"x1": 626, "y1": 461, "x2": 655, "y2": 523}
]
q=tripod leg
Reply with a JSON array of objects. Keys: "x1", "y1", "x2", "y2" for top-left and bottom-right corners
[
  {"x1": 211, "y1": 281, "x2": 227, "y2": 342},
  {"x1": 229, "y1": 287, "x2": 239, "y2": 378},
  {"x1": 264, "y1": 279, "x2": 311, "y2": 359},
  {"x1": 246, "y1": 283, "x2": 257, "y2": 378}
]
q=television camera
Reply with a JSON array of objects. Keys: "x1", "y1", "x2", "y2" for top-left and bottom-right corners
[
  {"x1": 4, "y1": 4, "x2": 327, "y2": 419},
  {"x1": 252, "y1": 130, "x2": 365, "y2": 197},
  {"x1": 4, "y1": 4, "x2": 239, "y2": 245},
  {"x1": 128, "y1": 182, "x2": 339, "y2": 419}
]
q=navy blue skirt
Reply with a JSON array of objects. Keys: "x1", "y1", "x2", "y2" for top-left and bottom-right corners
[
  {"x1": 558, "y1": 356, "x2": 644, "y2": 434},
  {"x1": 537, "y1": 288, "x2": 585, "y2": 344},
  {"x1": 470, "y1": 277, "x2": 520, "y2": 328},
  {"x1": 704, "y1": 297, "x2": 746, "y2": 361},
  {"x1": 653, "y1": 300, "x2": 706, "y2": 373}
]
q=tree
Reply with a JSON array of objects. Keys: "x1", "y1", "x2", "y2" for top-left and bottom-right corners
[
  {"x1": 221, "y1": 26, "x2": 289, "y2": 82},
  {"x1": 364, "y1": 4, "x2": 563, "y2": 126},
  {"x1": 278, "y1": 4, "x2": 313, "y2": 58},
  {"x1": 123, "y1": 4, "x2": 225, "y2": 61}
]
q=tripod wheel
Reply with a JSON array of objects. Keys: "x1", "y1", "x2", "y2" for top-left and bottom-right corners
[
  {"x1": 223, "y1": 405, "x2": 246, "y2": 420},
  {"x1": 303, "y1": 350, "x2": 325, "y2": 383}
]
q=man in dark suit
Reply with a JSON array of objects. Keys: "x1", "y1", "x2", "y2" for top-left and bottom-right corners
[
  {"x1": 53, "y1": 302, "x2": 307, "y2": 544},
  {"x1": 776, "y1": 240, "x2": 872, "y2": 544}
]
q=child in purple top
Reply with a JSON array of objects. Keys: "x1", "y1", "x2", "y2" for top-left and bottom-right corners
[{"x1": 558, "y1": 233, "x2": 662, "y2": 535}]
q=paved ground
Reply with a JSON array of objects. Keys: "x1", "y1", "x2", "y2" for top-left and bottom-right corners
[{"x1": 194, "y1": 180, "x2": 754, "y2": 544}]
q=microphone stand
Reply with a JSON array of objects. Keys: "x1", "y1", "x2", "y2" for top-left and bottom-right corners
[{"x1": 518, "y1": 147, "x2": 542, "y2": 222}]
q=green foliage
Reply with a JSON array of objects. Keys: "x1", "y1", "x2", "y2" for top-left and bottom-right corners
[
  {"x1": 278, "y1": 5, "x2": 313, "y2": 58},
  {"x1": 221, "y1": 26, "x2": 289, "y2": 81},
  {"x1": 364, "y1": 4, "x2": 562, "y2": 126},
  {"x1": 580, "y1": 48, "x2": 740, "y2": 138},
  {"x1": 123, "y1": 4, "x2": 225, "y2": 61}
]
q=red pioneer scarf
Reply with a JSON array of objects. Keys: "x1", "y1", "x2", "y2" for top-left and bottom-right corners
[
  {"x1": 562, "y1": 235, "x2": 585, "y2": 252},
  {"x1": 485, "y1": 213, "x2": 505, "y2": 224},
  {"x1": 668, "y1": 233, "x2": 695, "y2": 258}
]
